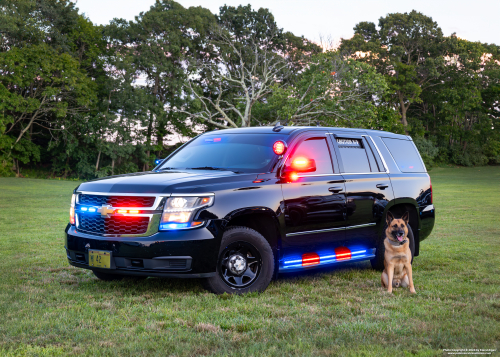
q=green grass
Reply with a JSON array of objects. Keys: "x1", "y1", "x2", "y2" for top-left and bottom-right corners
[{"x1": 0, "y1": 167, "x2": 499, "y2": 356}]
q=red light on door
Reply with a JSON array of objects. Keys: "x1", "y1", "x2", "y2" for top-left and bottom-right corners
[
  {"x1": 334, "y1": 247, "x2": 352, "y2": 261},
  {"x1": 273, "y1": 141, "x2": 286, "y2": 155},
  {"x1": 302, "y1": 252, "x2": 320, "y2": 266},
  {"x1": 289, "y1": 172, "x2": 299, "y2": 181}
]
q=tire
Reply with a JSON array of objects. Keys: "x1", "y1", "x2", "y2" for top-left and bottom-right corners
[
  {"x1": 201, "y1": 226, "x2": 274, "y2": 295},
  {"x1": 370, "y1": 223, "x2": 415, "y2": 271},
  {"x1": 93, "y1": 270, "x2": 123, "y2": 281}
]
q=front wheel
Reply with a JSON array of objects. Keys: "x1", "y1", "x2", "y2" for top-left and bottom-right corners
[{"x1": 201, "y1": 226, "x2": 274, "y2": 294}]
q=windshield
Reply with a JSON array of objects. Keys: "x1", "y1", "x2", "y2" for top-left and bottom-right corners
[{"x1": 158, "y1": 133, "x2": 287, "y2": 173}]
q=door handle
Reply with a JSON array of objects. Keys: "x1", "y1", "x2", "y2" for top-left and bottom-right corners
[
  {"x1": 329, "y1": 186, "x2": 343, "y2": 193},
  {"x1": 376, "y1": 183, "x2": 389, "y2": 190}
]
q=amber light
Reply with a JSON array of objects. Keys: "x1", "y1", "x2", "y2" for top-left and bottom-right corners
[
  {"x1": 334, "y1": 247, "x2": 352, "y2": 261},
  {"x1": 116, "y1": 209, "x2": 140, "y2": 214},
  {"x1": 201, "y1": 197, "x2": 211, "y2": 204},
  {"x1": 273, "y1": 141, "x2": 286, "y2": 155},
  {"x1": 291, "y1": 157, "x2": 310, "y2": 169},
  {"x1": 302, "y1": 252, "x2": 320, "y2": 266}
]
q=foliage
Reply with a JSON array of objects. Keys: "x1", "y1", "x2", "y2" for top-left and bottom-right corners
[
  {"x1": 180, "y1": 4, "x2": 321, "y2": 128},
  {"x1": 257, "y1": 53, "x2": 388, "y2": 127},
  {"x1": 340, "y1": 11, "x2": 500, "y2": 167},
  {"x1": 0, "y1": 3, "x2": 499, "y2": 177},
  {"x1": 412, "y1": 136, "x2": 438, "y2": 168}
]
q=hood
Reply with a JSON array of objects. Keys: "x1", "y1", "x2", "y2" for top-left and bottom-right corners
[{"x1": 75, "y1": 170, "x2": 258, "y2": 194}]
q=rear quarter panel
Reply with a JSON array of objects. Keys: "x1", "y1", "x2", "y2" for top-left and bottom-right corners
[{"x1": 372, "y1": 135, "x2": 435, "y2": 241}]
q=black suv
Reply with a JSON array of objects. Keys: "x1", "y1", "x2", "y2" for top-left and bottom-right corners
[{"x1": 65, "y1": 126, "x2": 435, "y2": 294}]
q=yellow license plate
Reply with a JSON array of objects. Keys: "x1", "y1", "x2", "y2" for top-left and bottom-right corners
[{"x1": 89, "y1": 250, "x2": 111, "y2": 269}]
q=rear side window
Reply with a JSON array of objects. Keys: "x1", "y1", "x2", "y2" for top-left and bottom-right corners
[
  {"x1": 336, "y1": 138, "x2": 376, "y2": 173},
  {"x1": 288, "y1": 137, "x2": 333, "y2": 174},
  {"x1": 382, "y1": 138, "x2": 426, "y2": 172}
]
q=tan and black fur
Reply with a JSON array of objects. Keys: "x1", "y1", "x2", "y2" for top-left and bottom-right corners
[{"x1": 381, "y1": 212, "x2": 416, "y2": 294}]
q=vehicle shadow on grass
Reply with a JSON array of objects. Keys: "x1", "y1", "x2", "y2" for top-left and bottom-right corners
[
  {"x1": 73, "y1": 271, "x2": 206, "y2": 296},
  {"x1": 71, "y1": 259, "x2": 376, "y2": 296}
]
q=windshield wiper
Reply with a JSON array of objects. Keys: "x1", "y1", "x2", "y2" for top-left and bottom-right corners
[
  {"x1": 158, "y1": 167, "x2": 178, "y2": 171},
  {"x1": 187, "y1": 167, "x2": 242, "y2": 174}
]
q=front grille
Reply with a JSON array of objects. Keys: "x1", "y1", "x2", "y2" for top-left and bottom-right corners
[
  {"x1": 78, "y1": 215, "x2": 150, "y2": 235},
  {"x1": 79, "y1": 194, "x2": 156, "y2": 208}
]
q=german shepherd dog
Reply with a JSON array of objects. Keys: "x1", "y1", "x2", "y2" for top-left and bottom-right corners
[{"x1": 381, "y1": 212, "x2": 416, "y2": 294}]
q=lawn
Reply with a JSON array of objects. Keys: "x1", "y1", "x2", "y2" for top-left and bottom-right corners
[{"x1": 0, "y1": 167, "x2": 499, "y2": 356}]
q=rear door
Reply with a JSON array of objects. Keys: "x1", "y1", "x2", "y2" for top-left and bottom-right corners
[
  {"x1": 281, "y1": 131, "x2": 346, "y2": 258},
  {"x1": 329, "y1": 132, "x2": 394, "y2": 249}
]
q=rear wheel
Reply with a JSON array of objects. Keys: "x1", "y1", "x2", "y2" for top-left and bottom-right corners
[
  {"x1": 371, "y1": 223, "x2": 415, "y2": 271},
  {"x1": 202, "y1": 226, "x2": 274, "y2": 294},
  {"x1": 92, "y1": 270, "x2": 123, "y2": 281}
]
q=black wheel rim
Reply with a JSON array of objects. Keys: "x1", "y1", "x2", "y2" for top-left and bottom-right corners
[{"x1": 218, "y1": 241, "x2": 262, "y2": 289}]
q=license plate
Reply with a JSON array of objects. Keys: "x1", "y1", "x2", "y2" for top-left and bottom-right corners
[{"x1": 89, "y1": 250, "x2": 111, "y2": 269}]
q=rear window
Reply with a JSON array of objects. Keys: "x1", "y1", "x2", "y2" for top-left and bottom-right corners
[
  {"x1": 381, "y1": 138, "x2": 426, "y2": 173},
  {"x1": 336, "y1": 137, "x2": 383, "y2": 173}
]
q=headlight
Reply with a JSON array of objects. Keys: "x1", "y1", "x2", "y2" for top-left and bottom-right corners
[
  {"x1": 159, "y1": 195, "x2": 214, "y2": 230},
  {"x1": 70, "y1": 194, "x2": 76, "y2": 225}
]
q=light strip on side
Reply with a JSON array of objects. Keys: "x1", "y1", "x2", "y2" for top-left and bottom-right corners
[{"x1": 281, "y1": 248, "x2": 375, "y2": 270}]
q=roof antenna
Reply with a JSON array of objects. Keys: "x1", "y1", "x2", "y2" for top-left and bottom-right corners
[
  {"x1": 272, "y1": 121, "x2": 284, "y2": 132},
  {"x1": 316, "y1": 120, "x2": 321, "y2": 127}
]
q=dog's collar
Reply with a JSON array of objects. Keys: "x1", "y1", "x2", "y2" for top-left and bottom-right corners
[{"x1": 388, "y1": 238, "x2": 408, "y2": 246}]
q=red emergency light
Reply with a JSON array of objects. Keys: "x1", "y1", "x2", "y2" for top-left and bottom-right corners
[
  {"x1": 302, "y1": 252, "x2": 320, "y2": 266},
  {"x1": 334, "y1": 246, "x2": 352, "y2": 261},
  {"x1": 273, "y1": 141, "x2": 287, "y2": 155}
]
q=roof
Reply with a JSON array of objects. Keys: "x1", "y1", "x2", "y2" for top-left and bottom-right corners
[{"x1": 202, "y1": 126, "x2": 409, "y2": 139}]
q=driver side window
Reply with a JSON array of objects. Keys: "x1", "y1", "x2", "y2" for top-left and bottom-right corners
[{"x1": 288, "y1": 137, "x2": 334, "y2": 174}]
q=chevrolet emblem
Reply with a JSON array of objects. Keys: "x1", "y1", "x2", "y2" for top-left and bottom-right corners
[{"x1": 97, "y1": 205, "x2": 115, "y2": 217}]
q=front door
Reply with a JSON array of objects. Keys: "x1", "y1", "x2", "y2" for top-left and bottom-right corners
[{"x1": 280, "y1": 132, "x2": 346, "y2": 265}]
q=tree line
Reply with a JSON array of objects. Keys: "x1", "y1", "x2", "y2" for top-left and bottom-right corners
[{"x1": 0, "y1": 0, "x2": 499, "y2": 179}]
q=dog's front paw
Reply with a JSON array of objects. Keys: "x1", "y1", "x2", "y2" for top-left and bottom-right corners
[{"x1": 410, "y1": 288, "x2": 416, "y2": 294}]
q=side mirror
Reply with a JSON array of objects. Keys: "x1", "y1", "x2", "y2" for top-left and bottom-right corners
[{"x1": 282, "y1": 157, "x2": 317, "y2": 176}]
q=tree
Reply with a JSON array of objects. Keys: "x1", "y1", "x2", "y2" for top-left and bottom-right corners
[
  {"x1": 105, "y1": 0, "x2": 216, "y2": 169},
  {"x1": 257, "y1": 52, "x2": 388, "y2": 127},
  {"x1": 180, "y1": 4, "x2": 321, "y2": 128},
  {"x1": 0, "y1": 44, "x2": 95, "y2": 172},
  {"x1": 340, "y1": 11, "x2": 446, "y2": 128}
]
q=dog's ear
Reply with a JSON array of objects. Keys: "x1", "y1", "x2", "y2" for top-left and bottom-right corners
[
  {"x1": 402, "y1": 211, "x2": 409, "y2": 225},
  {"x1": 386, "y1": 211, "x2": 394, "y2": 226}
]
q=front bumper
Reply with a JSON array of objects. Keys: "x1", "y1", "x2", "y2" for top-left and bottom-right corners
[{"x1": 64, "y1": 220, "x2": 224, "y2": 278}]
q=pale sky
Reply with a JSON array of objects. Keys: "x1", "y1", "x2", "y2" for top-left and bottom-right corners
[{"x1": 72, "y1": 0, "x2": 499, "y2": 45}]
